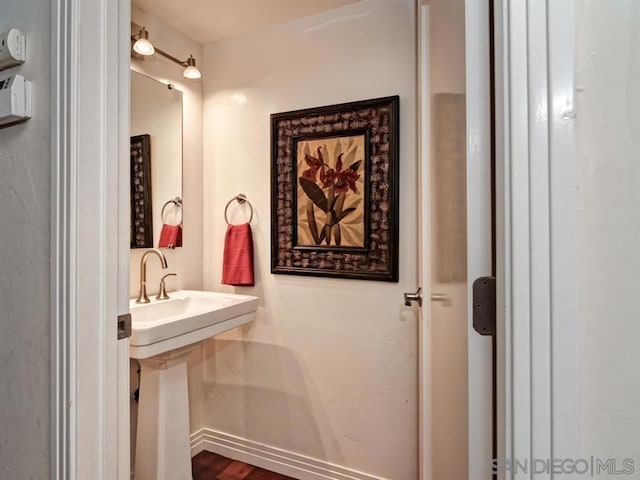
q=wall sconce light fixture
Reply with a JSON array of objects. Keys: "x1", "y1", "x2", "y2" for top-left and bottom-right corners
[
  {"x1": 131, "y1": 26, "x2": 201, "y2": 80},
  {"x1": 132, "y1": 26, "x2": 154, "y2": 56}
]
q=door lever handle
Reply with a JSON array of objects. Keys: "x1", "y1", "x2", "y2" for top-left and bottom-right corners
[
  {"x1": 404, "y1": 288, "x2": 452, "y2": 308},
  {"x1": 404, "y1": 288, "x2": 423, "y2": 307}
]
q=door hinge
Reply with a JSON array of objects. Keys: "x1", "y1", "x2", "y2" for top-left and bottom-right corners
[
  {"x1": 472, "y1": 276, "x2": 495, "y2": 336},
  {"x1": 117, "y1": 313, "x2": 132, "y2": 340}
]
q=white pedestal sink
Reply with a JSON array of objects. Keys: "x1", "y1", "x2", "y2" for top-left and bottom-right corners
[{"x1": 130, "y1": 290, "x2": 258, "y2": 480}]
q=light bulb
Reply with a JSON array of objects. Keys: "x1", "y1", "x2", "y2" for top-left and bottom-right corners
[
  {"x1": 133, "y1": 38, "x2": 154, "y2": 55},
  {"x1": 183, "y1": 65, "x2": 201, "y2": 79},
  {"x1": 133, "y1": 27, "x2": 154, "y2": 56},
  {"x1": 183, "y1": 55, "x2": 201, "y2": 79}
]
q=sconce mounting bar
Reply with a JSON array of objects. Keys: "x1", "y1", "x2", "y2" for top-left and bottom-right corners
[{"x1": 152, "y1": 46, "x2": 189, "y2": 68}]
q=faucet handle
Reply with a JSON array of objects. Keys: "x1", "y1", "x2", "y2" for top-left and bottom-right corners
[{"x1": 156, "y1": 273, "x2": 177, "y2": 300}]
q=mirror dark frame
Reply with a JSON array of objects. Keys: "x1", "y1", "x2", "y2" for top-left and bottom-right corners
[{"x1": 130, "y1": 133, "x2": 153, "y2": 248}]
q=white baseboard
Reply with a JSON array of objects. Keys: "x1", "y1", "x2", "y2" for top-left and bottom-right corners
[{"x1": 190, "y1": 428, "x2": 387, "y2": 480}]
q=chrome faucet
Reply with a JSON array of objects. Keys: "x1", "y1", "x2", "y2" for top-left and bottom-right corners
[{"x1": 136, "y1": 248, "x2": 168, "y2": 304}]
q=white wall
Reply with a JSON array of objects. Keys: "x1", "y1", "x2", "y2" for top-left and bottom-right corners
[
  {"x1": 130, "y1": 6, "x2": 204, "y2": 299},
  {"x1": 200, "y1": 1, "x2": 418, "y2": 478},
  {"x1": 0, "y1": 1, "x2": 51, "y2": 478},
  {"x1": 575, "y1": 0, "x2": 640, "y2": 472}
]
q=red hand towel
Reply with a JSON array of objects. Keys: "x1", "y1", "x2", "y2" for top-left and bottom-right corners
[
  {"x1": 158, "y1": 224, "x2": 182, "y2": 248},
  {"x1": 222, "y1": 223, "x2": 254, "y2": 286}
]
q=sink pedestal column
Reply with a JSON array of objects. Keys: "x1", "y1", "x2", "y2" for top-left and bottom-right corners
[{"x1": 134, "y1": 344, "x2": 196, "y2": 480}]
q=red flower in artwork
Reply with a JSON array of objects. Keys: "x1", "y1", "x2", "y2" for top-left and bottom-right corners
[
  {"x1": 321, "y1": 153, "x2": 361, "y2": 194},
  {"x1": 302, "y1": 147, "x2": 325, "y2": 181}
]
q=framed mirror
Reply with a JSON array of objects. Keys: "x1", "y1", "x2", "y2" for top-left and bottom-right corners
[{"x1": 130, "y1": 70, "x2": 183, "y2": 248}]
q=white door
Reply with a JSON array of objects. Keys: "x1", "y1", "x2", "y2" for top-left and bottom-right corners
[{"x1": 416, "y1": 1, "x2": 493, "y2": 479}]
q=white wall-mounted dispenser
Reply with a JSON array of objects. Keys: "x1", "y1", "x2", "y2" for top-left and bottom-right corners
[
  {"x1": 0, "y1": 73, "x2": 32, "y2": 126},
  {"x1": 0, "y1": 29, "x2": 26, "y2": 71}
]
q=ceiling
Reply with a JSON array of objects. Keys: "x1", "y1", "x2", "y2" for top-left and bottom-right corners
[{"x1": 132, "y1": 0, "x2": 361, "y2": 45}]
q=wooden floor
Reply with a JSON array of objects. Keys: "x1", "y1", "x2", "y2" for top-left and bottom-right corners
[{"x1": 192, "y1": 451, "x2": 297, "y2": 480}]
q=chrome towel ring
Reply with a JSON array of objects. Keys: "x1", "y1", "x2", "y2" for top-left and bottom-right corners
[
  {"x1": 161, "y1": 197, "x2": 183, "y2": 225},
  {"x1": 224, "y1": 193, "x2": 254, "y2": 224}
]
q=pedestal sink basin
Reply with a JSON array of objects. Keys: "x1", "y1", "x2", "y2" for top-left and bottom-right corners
[
  {"x1": 130, "y1": 289, "x2": 258, "y2": 359},
  {"x1": 130, "y1": 290, "x2": 258, "y2": 480}
]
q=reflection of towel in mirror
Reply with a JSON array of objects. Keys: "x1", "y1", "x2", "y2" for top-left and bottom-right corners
[
  {"x1": 222, "y1": 223, "x2": 254, "y2": 286},
  {"x1": 158, "y1": 224, "x2": 182, "y2": 248}
]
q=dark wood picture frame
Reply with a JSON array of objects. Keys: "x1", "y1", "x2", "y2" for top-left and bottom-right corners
[
  {"x1": 130, "y1": 134, "x2": 153, "y2": 248},
  {"x1": 271, "y1": 96, "x2": 400, "y2": 282}
]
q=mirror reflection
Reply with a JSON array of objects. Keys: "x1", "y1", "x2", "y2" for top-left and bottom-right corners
[{"x1": 130, "y1": 70, "x2": 183, "y2": 248}]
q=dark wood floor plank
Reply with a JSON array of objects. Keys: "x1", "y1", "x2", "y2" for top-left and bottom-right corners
[
  {"x1": 218, "y1": 461, "x2": 255, "y2": 480},
  {"x1": 192, "y1": 451, "x2": 234, "y2": 480},
  {"x1": 245, "y1": 467, "x2": 297, "y2": 480},
  {"x1": 192, "y1": 450, "x2": 298, "y2": 480}
]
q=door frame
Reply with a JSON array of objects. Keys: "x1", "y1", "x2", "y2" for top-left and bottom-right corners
[
  {"x1": 494, "y1": 0, "x2": 578, "y2": 477},
  {"x1": 51, "y1": 0, "x2": 580, "y2": 478},
  {"x1": 51, "y1": 0, "x2": 131, "y2": 478}
]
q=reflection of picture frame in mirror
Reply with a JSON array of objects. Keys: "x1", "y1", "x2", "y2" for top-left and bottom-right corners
[{"x1": 130, "y1": 134, "x2": 153, "y2": 248}]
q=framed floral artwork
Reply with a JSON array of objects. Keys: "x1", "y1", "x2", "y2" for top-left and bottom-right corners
[{"x1": 271, "y1": 96, "x2": 399, "y2": 281}]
